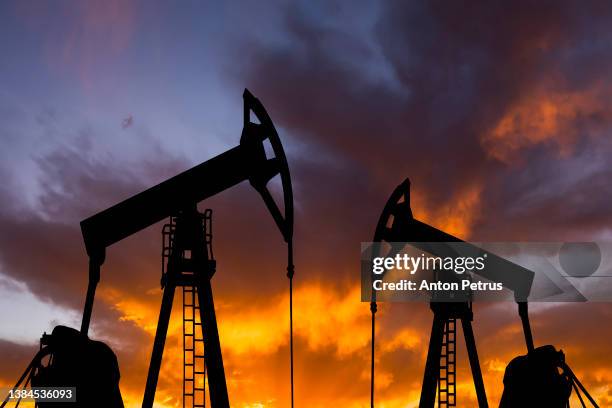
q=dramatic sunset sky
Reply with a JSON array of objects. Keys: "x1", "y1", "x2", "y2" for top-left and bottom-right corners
[{"x1": 1, "y1": 1, "x2": 612, "y2": 407}]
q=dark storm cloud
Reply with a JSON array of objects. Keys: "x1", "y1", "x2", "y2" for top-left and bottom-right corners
[
  {"x1": 0, "y1": 137, "x2": 185, "y2": 308},
  {"x1": 0, "y1": 139, "x2": 182, "y2": 382},
  {"x1": 475, "y1": 138, "x2": 612, "y2": 240},
  {"x1": 234, "y1": 0, "x2": 612, "y2": 241}
]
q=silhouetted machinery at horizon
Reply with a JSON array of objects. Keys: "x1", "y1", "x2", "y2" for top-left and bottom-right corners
[
  {"x1": 2, "y1": 89, "x2": 296, "y2": 408},
  {"x1": 368, "y1": 178, "x2": 599, "y2": 408}
]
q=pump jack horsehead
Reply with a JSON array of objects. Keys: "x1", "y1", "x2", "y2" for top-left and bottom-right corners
[
  {"x1": 2, "y1": 89, "x2": 296, "y2": 408},
  {"x1": 369, "y1": 179, "x2": 599, "y2": 408}
]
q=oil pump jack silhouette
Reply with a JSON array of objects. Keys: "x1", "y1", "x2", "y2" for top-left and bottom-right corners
[
  {"x1": 2, "y1": 89, "x2": 296, "y2": 408},
  {"x1": 368, "y1": 179, "x2": 599, "y2": 408}
]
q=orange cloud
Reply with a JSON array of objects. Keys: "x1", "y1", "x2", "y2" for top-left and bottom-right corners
[
  {"x1": 412, "y1": 183, "x2": 483, "y2": 239},
  {"x1": 482, "y1": 86, "x2": 612, "y2": 163}
]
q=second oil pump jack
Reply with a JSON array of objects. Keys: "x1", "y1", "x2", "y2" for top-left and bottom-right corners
[
  {"x1": 2, "y1": 89, "x2": 296, "y2": 408},
  {"x1": 368, "y1": 178, "x2": 599, "y2": 408}
]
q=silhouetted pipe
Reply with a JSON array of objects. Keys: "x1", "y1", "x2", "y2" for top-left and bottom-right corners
[
  {"x1": 81, "y1": 255, "x2": 103, "y2": 335},
  {"x1": 518, "y1": 302, "x2": 535, "y2": 352},
  {"x1": 462, "y1": 318, "x2": 488, "y2": 408},
  {"x1": 81, "y1": 145, "x2": 250, "y2": 256}
]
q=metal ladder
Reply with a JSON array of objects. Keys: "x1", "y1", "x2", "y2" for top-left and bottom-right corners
[
  {"x1": 438, "y1": 318, "x2": 457, "y2": 407},
  {"x1": 183, "y1": 285, "x2": 206, "y2": 408}
]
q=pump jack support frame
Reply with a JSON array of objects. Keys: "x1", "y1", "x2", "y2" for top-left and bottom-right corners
[
  {"x1": 370, "y1": 178, "x2": 536, "y2": 408},
  {"x1": 143, "y1": 206, "x2": 229, "y2": 408}
]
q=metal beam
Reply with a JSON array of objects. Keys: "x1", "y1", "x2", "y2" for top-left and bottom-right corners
[{"x1": 80, "y1": 145, "x2": 249, "y2": 257}]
